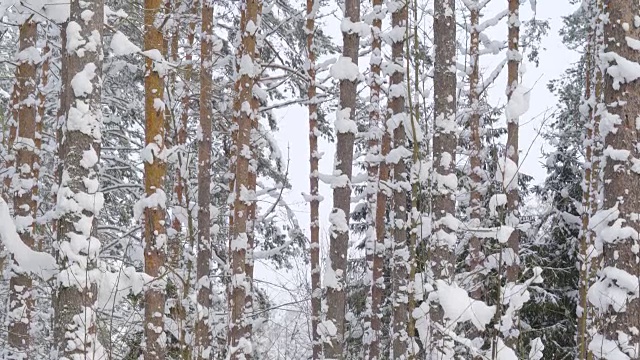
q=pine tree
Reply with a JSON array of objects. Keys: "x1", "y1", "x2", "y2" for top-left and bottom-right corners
[
  {"x1": 166, "y1": 0, "x2": 195, "y2": 354},
  {"x1": 525, "y1": 10, "x2": 587, "y2": 355},
  {"x1": 589, "y1": 0, "x2": 640, "y2": 356},
  {"x1": 142, "y1": 0, "x2": 168, "y2": 355},
  {"x1": 576, "y1": 1, "x2": 602, "y2": 357},
  {"x1": 306, "y1": 0, "x2": 322, "y2": 358},
  {"x1": 388, "y1": 1, "x2": 411, "y2": 358},
  {"x1": 501, "y1": 0, "x2": 522, "y2": 351},
  {"x1": 7, "y1": 8, "x2": 38, "y2": 359},
  {"x1": 194, "y1": 0, "x2": 214, "y2": 358},
  {"x1": 324, "y1": 0, "x2": 361, "y2": 358},
  {"x1": 366, "y1": 0, "x2": 386, "y2": 358},
  {"x1": 229, "y1": 1, "x2": 262, "y2": 359},
  {"x1": 466, "y1": 0, "x2": 483, "y2": 301},
  {"x1": 429, "y1": 0, "x2": 457, "y2": 356},
  {"x1": 54, "y1": 0, "x2": 105, "y2": 357}
]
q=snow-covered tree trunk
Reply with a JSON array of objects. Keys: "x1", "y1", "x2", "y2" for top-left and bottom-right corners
[
  {"x1": 166, "y1": 2, "x2": 191, "y2": 355},
  {"x1": 578, "y1": 2, "x2": 602, "y2": 357},
  {"x1": 229, "y1": 1, "x2": 261, "y2": 359},
  {"x1": 430, "y1": 0, "x2": 457, "y2": 357},
  {"x1": 54, "y1": 0, "x2": 105, "y2": 357},
  {"x1": 578, "y1": 21, "x2": 593, "y2": 360},
  {"x1": 306, "y1": 0, "x2": 322, "y2": 358},
  {"x1": 503, "y1": 0, "x2": 521, "y2": 350},
  {"x1": 245, "y1": 4, "x2": 264, "y2": 346},
  {"x1": 7, "y1": 12, "x2": 38, "y2": 359},
  {"x1": 172, "y1": 0, "x2": 202, "y2": 359},
  {"x1": 194, "y1": 1, "x2": 214, "y2": 358},
  {"x1": 2, "y1": 63, "x2": 19, "y2": 202},
  {"x1": 465, "y1": 2, "x2": 487, "y2": 356},
  {"x1": 467, "y1": 0, "x2": 483, "y2": 300},
  {"x1": 143, "y1": 0, "x2": 168, "y2": 355},
  {"x1": 388, "y1": 1, "x2": 411, "y2": 359},
  {"x1": 588, "y1": 0, "x2": 640, "y2": 357},
  {"x1": 169, "y1": 0, "x2": 188, "y2": 243},
  {"x1": 365, "y1": 0, "x2": 384, "y2": 358},
  {"x1": 36, "y1": 42, "x2": 50, "y2": 206},
  {"x1": 323, "y1": 0, "x2": 360, "y2": 358},
  {"x1": 245, "y1": 92, "x2": 261, "y2": 360}
]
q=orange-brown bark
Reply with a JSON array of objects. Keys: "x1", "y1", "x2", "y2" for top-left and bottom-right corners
[
  {"x1": 143, "y1": 0, "x2": 168, "y2": 356},
  {"x1": 228, "y1": 2, "x2": 261, "y2": 359}
]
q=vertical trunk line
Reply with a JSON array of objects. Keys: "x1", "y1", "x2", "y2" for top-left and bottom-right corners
[
  {"x1": 430, "y1": 0, "x2": 457, "y2": 356},
  {"x1": 8, "y1": 15, "x2": 38, "y2": 359},
  {"x1": 143, "y1": 0, "x2": 168, "y2": 355},
  {"x1": 389, "y1": 1, "x2": 410, "y2": 358},
  {"x1": 366, "y1": 0, "x2": 384, "y2": 358},
  {"x1": 306, "y1": 0, "x2": 322, "y2": 358}
]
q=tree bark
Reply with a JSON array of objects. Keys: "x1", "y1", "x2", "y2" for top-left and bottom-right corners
[
  {"x1": 467, "y1": 1, "x2": 483, "y2": 298},
  {"x1": 54, "y1": 0, "x2": 105, "y2": 357},
  {"x1": 7, "y1": 14, "x2": 38, "y2": 360},
  {"x1": 578, "y1": 2, "x2": 601, "y2": 357},
  {"x1": 430, "y1": 0, "x2": 457, "y2": 357},
  {"x1": 505, "y1": 0, "x2": 521, "y2": 286},
  {"x1": 324, "y1": 0, "x2": 360, "y2": 358},
  {"x1": 143, "y1": 0, "x2": 168, "y2": 356},
  {"x1": 2, "y1": 65, "x2": 18, "y2": 202},
  {"x1": 593, "y1": 0, "x2": 640, "y2": 356},
  {"x1": 194, "y1": 1, "x2": 214, "y2": 358},
  {"x1": 466, "y1": 3, "x2": 486, "y2": 356},
  {"x1": 365, "y1": 0, "x2": 385, "y2": 359},
  {"x1": 228, "y1": 2, "x2": 261, "y2": 359},
  {"x1": 389, "y1": 2, "x2": 411, "y2": 359},
  {"x1": 503, "y1": 0, "x2": 521, "y2": 349},
  {"x1": 306, "y1": 0, "x2": 322, "y2": 358}
]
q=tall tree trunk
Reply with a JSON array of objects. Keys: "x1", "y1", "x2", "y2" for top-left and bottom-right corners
[
  {"x1": 365, "y1": 0, "x2": 384, "y2": 358},
  {"x1": 0, "y1": 59, "x2": 19, "y2": 277},
  {"x1": 389, "y1": 2, "x2": 411, "y2": 359},
  {"x1": 143, "y1": 0, "x2": 168, "y2": 355},
  {"x1": 324, "y1": 0, "x2": 360, "y2": 358},
  {"x1": 587, "y1": 12, "x2": 604, "y2": 360},
  {"x1": 430, "y1": 0, "x2": 457, "y2": 357},
  {"x1": 505, "y1": 0, "x2": 521, "y2": 287},
  {"x1": 467, "y1": 1, "x2": 483, "y2": 298},
  {"x1": 306, "y1": 0, "x2": 322, "y2": 358},
  {"x1": 54, "y1": 0, "x2": 105, "y2": 357},
  {"x1": 228, "y1": 1, "x2": 261, "y2": 359},
  {"x1": 166, "y1": 1, "x2": 195, "y2": 356},
  {"x1": 578, "y1": 2, "x2": 599, "y2": 357},
  {"x1": 36, "y1": 40, "x2": 50, "y2": 220},
  {"x1": 7, "y1": 14, "x2": 38, "y2": 359},
  {"x1": 165, "y1": 3, "x2": 183, "y2": 357},
  {"x1": 466, "y1": 3, "x2": 486, "y2": 356},
  {"x1": 2, "y1": 68, "x2": 18, "y2": 202},
  {"x1": 591, "y1": 0, "x2": 640, "y2": 356},
  {"x1": 35, "y1": 42, "x2": 49, "y2": 253},
  {"x1": 370, "y1": 113, "x2": 391, "y2": 360},
  {"x1": 194, "y1": 1, "x2": 214, "y2": 359},
  {"x1": 245, "y1": 120, "x2": 257, "y2": 360},
  {"x1": 244, "y1": 3, "x2": 263, "y2": 348},
  {"x1": 503, "y1": 0, "x2": 521, "y2": 350}
]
